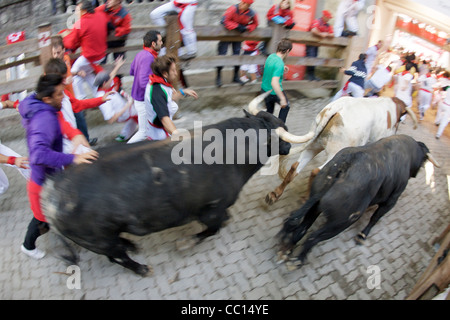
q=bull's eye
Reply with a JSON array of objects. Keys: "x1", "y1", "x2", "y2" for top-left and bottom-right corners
[{"x1": 152, "y1": 167, "x2": 165, "y2": 185}]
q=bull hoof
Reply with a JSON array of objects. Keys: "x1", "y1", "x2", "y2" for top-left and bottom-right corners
[
  {"x1": 355, "y1": 232, "x2": 366, "y2": 246},
  {"x1": 176, "y1": 237, "x2": 198, "y2": 251},
  {"x1": 286, "y1": 259, "x2": 302, "y2": 271},
  {"x1": 135, "y1": 264, "x2": 154, "y2": 277},
  {"x1": 275, "y1": 250, "x2": 290, "y2": 264},
  {"x1": 265, "y1": 192, "x2": 280, "y2": 205}
]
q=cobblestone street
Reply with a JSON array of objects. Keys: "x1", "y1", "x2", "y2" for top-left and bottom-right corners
[{"x1": 1, "y1": 92, "x2": 449, "y2": 300}]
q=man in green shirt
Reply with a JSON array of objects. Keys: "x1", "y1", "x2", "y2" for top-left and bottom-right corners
[{"x1": 261, "y1": 39, "x2": 292, "y2": 123}]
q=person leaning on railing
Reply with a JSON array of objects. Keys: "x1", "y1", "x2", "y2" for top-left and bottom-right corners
[{"x1": 216, "y1": 0, "x2": 259, "y2": 87}]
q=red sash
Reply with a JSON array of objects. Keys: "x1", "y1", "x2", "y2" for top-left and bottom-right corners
[
  {"x1": 173, "y1": 1, "x2": 198, "y2": 29},
  {"x1": 143, "y1": 46, "x2": 158, "y2": 59}
]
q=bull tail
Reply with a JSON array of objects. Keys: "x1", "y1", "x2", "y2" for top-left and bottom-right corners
[{"x1": 285, "y1": 100, "x2": 345, "y2": 153}]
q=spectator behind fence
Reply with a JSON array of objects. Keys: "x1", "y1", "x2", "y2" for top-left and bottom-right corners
[
  {"x1": 96, "y1": 0, "x2": 132, "y2": 61},
  {"x1": 239, "y1": 40, "x2": 261, "y2": 84},
  {"x1": 266, "y1": 0, "x2": 295, "y2": 29},
  {"x1": 150, "y1": 0, "x2": 198, "y2": 60},
  {"x1": 52, "y1": 0, "x2": 78, "y2": 14},
  {"x1": 334, "y1": 0, "x2": 365, "y2": 37},
  {"x1": 216, "y1": 0, "x2": 258, "y2": 87},
  {"x1": 260, "y1": 39, "x2": 293, "y2": 123},
  {"x1": 128, "y1": 31, "x2": 163, "y2": 144},
  {"x1": 306, "y1": 10, "x2": 334, "y2": 81}
]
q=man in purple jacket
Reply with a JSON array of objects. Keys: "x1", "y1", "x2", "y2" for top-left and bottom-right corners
[
  {"x1": 127, "y1": 30, "x2": 163, "y2": 144},
  {"x1": 18, "y1": 74, "x2": 99, "y2": 260}
]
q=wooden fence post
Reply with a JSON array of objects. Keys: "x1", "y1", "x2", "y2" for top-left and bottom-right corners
[
  {"x1": 266, "y1": 24, "x2": 290, "y2": 54},
  {"x1": 164, "y1": 15, "x2": 188, "y2": 87},
  {"x1": 37, "y1": 22, "x2": 52, "y2": 71},
  {"x1": 164, "y1": 15, "x2": 181, "y2": 58}
]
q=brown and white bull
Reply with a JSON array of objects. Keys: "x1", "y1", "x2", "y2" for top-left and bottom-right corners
[{"x1": 265, "y1": 96, "x2": 418, "y2": 205}]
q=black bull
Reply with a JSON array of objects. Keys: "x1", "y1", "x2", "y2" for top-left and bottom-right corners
[
  {"x1": 43, "y1": 110, "x2": 291, "y2": 276},
  {"x1": 278, "y1": 134, "x2": 439, "y2": 270}
]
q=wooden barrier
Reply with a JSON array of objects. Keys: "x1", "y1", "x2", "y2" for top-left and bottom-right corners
[
  {"x1": 0, "y1": 18, "x2": 351, "y2": 97},
  {"x1": 406, "y1": 225, "x2": 450, "y2": 300}
]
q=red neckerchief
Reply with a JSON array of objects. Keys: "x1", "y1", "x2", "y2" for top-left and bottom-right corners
[
  {"x1": 149, "y1": 74, "x2": 173, "y2": 88},
  {"x1": 426, "y1": 73, "x2": 432, "y2": 78},
  {"x1": 143, "y1": 47, "x2": 158, "y2": 59}
]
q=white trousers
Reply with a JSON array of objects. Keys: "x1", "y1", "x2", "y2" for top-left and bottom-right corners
[
  {"x1": 150, "y1": 1, "x2": 198, "y2": 55},
  {"x1": 418, "y1": 90, "x2": 433, "y2": 115},
  {"x1": 127, "y1": 100, "x2": 147, "y2": 144},
  {"x1": 334, "y1": 9, "x2": 360, "y2": 37},
  {"x1": 71, "y1": 55, "x2": 104, "y2": 99},
  {"x1": 0, "y1": 142, "x2": 30, "y2": 194},
  {"x1": 436, "y1": 102, "x2": 450, "y2": 138},
  {"x1": 120, "y1": 119, "x2": 138, "y2": 140},
  {"x1": 332, "y1": 82, "x2": 365, "y2": 101}
]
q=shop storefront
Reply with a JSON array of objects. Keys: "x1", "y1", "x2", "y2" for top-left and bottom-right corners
[
  {"x1": 392, "y1": 14, "x2": 448, "y2": 68},
  {"x1": 370, "y1": 0, "x2": 449, "y2": 69}
]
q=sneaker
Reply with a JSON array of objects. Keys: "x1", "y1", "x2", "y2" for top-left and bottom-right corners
[
  {"x1": 115, "y1": 135, "x2": 126, "y2": 142},
  {"x1": 249, "y1": 79, "x2": 257, "y2": 84},
  {"x1": 21, "y1": 245, "x2": 45, "y2": 260},
  {"x1": 233, "y1": 77, "x2": 245, "y2": 85},
  {"x1": 240, "y1": 76, "x2": 250, "y2": 84},
  {"x1": 436, "y1": 135, "x2": 440, "y2": 140}
]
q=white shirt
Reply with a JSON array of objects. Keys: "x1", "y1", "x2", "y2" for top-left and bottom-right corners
[
  {"x1": 395, "y1": 72, "x2": 414, "y2": 107},
  {"x1": 369, "y1": 64, "x2": 392, "y2": 88},
  {"x1": 144, "y1": 82, "x2": 179, "y2": 141},
  {"x1": 418, "y1": 74, "x2": 437, "y2": 92},
  {"x1": 96, "y1": 90, "x2": 137, "y2": 123}
]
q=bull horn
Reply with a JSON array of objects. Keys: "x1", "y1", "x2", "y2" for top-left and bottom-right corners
[
  {"x1": 248, "y1": 90, "x2": 272, "y2": 115},
  {"x1": 405, "y1": 107, "x2": 418, "y2": 130},
  {"x1": 427, "y1": 153, "x2": 441, "y2": 168},
  {"x1": 275, "y1": 127, "x2": 314, "y2": 144}
]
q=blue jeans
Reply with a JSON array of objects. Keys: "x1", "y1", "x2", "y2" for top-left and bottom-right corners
[
  {"x1": 75, "y1": 111, "x2": 89, "y2": 140},
  {"x1": 306, "y1": 45, "x2": 318, "y2": 76}
]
